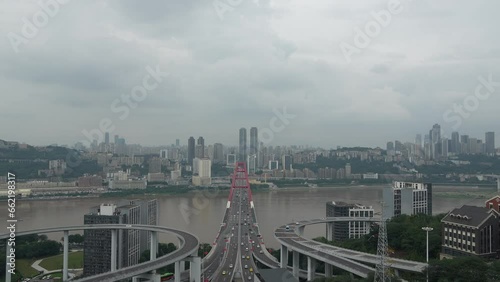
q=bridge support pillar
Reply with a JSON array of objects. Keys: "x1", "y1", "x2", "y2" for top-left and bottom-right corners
[
  {"x1": 187, "y1": 256, "x2": 201, "y2": 282},
  {"x1": 497, "y1": 178, "x2": 500, "y2": 193},
  {"x1": 280, "y1": 245, "x2": 288, "y2": 268},
  {"x1": 326, "y1": 223, "x2": 333, "y2": 241},
  {"x1": 63, "y1": 230, "x2": 69, "y2": 281},
  {"x1": 111, "y1": 229, "x2": 117, "y2": 271},
  {"x1": 298, "y1": 226, "x2": 305, "y2": 236},
  {"x1": 150, "y1": 231, "x2": 158, "y2": 261},
  {"x1": 174, "y1": 261, "x2": 181, "y2": 282},
  {"x1": 307, "y1": 256, "x2": 316, "y2": 281},
  {"x1": 5, "y1": 240, "x2": 11, "y2": 282},
  {"x1": 292, "y1": 251, "x2": 299, "y2": 278},
  {"x1": 325, "y1": 263, "x2": 332, "y2": 278}
]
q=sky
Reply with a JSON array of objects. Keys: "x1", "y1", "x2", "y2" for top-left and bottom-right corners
[{"x1": 1, "y1": 0, "x2": 499, "y2": 148}]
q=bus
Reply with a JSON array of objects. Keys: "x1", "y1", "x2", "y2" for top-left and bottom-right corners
[{"x1": 160, "y1": 272, "x2": 174, "y2": 281}]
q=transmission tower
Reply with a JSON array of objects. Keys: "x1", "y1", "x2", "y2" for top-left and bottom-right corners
[{"x1": 374, "y1": 201, "x2": 390, "y2": 282}]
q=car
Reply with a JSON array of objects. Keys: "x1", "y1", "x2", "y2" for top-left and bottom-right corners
[
  {"x1": 126, "y1": 224, "x2": 132, "y2": 227},
  {"x1": 285, "y1": 225, "x2": 290, "y2": 230},
  {"x1": 259, "y1": 250, "x2": 263, "y2": 254},
  {"x1": 242, "y1": 255, "x2": 245, "y2": 259},
  {"x1": 296, "y1": 222, "x2": 300, "y2": 225},
  {"x1": 249, "y1": 267, "x2": 253, "y2": 272},
  {"x1": 244, "y1": 265, "x2": 248, "y2": 269},
  {"x1": 245, "y1": 247, "x2": 248, "y2": 251},
  {"x1": 248, "y1": 276, "x2": 252, "y2": 280},
  {"x1": 229, "y1": 264, "x2": 233, "y2": 268},
  {"x1": 246, "y1": 255, "x2": 250, "y2": 260},
  {"x1": 241, "y1": 242, "x2": 244, "y2": 246},
  {"x1": 222, "y1": 270, "x2": 227, "y2": 275}
]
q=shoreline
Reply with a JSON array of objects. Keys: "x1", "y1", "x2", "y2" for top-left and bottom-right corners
[{"x1": 5, "y1": 182, "x2": 497, "y2": 202}]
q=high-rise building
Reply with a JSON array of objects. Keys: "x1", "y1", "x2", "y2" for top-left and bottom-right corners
[
  {"x1": 345, "y1": 163, "x2": 351, "y2": 179},
  {"x1": 383, "y1": 181, "x2": 432, "y2": 218},
  {"x1": 326, "y1": 201, "x2": 374, "y2": 241},
  {"x1": 239, "y1": 128, "x2": 247, "y2": 162},
  {"x1": 213, "y1": 143, "x2": 224, "y2": 164},
  {"x1": 247, "y1": 154, "x2": 257, "y2": 174},
  {"x1": 430, "y1": 124, "x2": 441, "y2": 159},
  {"x1": 250, "y1": 127, "x2": 258, "y2": 166},
  {"x1": 460, "y1": 135, "x2": 469, "y2": 154},
  {"x1": 226, "y1": 154, "x2": 236, "y2": 166},
  {"x1": 188, "y1": 137, "x2": 195, "y2": 166},
  {"x1": 441, "y1": 138, "x2": 449, "y2": 158},
  {"x1": 83, "y1": 203, "x2": 141, "y2": 276},
  {"x1": 124, "y1": 199, "x2": 158, "y2": 254},
  {"x1": 486, "y1": 132, "x2": 495, "y2": 155},
  {"x1": 451, "y1": 132, "x2": 460, "y2": 153},
  {"x1": 175, "y1": 139, "x2": 180, "y2": 147},
  {"x1": 192, "y1": 158, "x2": 212, "y2": 186},
  {"x1": 281, "y1": 155, "x2": 292, "y2": 170},
  {"x1": 105, "y1": 132, "x2": 109, "y2": 145},
  {"x1": 394, "y1": 140, "x2": 403, "y2": 152},
  {"x1": 415, "y1": 134, "x2": 422, "y2": 149},
  {"x1": 114, "y1": 134, "x2": 119, "y2": 144},
  {"x1": 386, "y1": 142, "x2": 394, "y2": 152},
  {"x1": 196, "y1": 137, "x2": 205, "y2": 158}
]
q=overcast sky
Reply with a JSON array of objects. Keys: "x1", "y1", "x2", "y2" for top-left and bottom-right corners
[{"x1": 1, "y1": 0, "x2": 499, "y2": 148}]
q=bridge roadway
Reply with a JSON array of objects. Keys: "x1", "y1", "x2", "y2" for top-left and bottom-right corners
[
  {"x1": 274, "y1": 218, "x2": 428, "y2": 279},
  {"x1": 201, "y1": 162, "x2": 259, "y2": 282},
  {"x1": 0, "y1": 224, "x2": 199, "y2": 282}
]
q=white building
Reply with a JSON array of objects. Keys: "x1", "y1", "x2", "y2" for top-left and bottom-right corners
[
  {"x1": 192, "y1": 158, "x2": 211, "y2": 186},
  {"x1": 383, "y1": 181, "x2": 433, "y2": 218},
  {"x1": 326, "y1": 201, "x2": 374, "y2": 241}
]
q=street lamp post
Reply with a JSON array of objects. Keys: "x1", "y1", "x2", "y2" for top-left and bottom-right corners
[{"x1": 422, "y1": 227, "x2": 433, "y2": 282}]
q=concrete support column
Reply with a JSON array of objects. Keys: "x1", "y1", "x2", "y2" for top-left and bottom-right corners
[
  {"x1": 307, "y1": 256, "x2": 316, "y2": 281},
  {"x1": 111, "y1": 229, "x2": 117, "y2": 271},
  {"x1": 63, "y1": 231, "x2": 69, "y2": 281},
  {"x1": 326, "y1": 223, "x2": 333, "y2": 241},
  {"x1": 325, "y1": 263, "x2": 333, "y2": 278},
  {"x1": 292, "y1": 251, "x2": 299, "y2": 278},
  {"x1": 280, "y1": 245, "x2": 288, "y2": 268},
  {"x1": 150, "y1": 231, "x2": 158, "y2": 261},
  {"x1": 174, "y1": 261, "x2": 181, "y2": 282},
  {"x1": 131, "y1": 277, "x2": 139, "y2": 282},
  {"x1": 5, "y1": 241, "x2": 11, "y2": 282},
  {"x1": 497, "y1": 178, "x2": 500, "y2": 193},
  {"x1": 189, "y1": 257, "x2": 201, "y2": 282},
  {"x1": 180, "y1": 261, "x2": 186, "y2": 271},
  {"x1": 297, "y1": 226, "x2": 305, "y2": 237}
]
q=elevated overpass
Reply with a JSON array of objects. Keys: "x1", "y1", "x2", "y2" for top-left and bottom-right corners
[
  {"x1": 1, "y1": 224, "x2": 200, "y2": 282},
  {"x1": 274, "y1": 218, "x2": 428, "y2": 280}
]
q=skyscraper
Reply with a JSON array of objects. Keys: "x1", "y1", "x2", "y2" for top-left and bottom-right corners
[
  {"x1": 486, "y1": 132, "x2": 495, "y2": 155},
  {"x1": 105, "y1": 132, "x2": 109, "y2": 145},
  {"x1": 188, "y1": 137, "x2": 195, "y2": 166},
  {"x1": 239, "y1": 128, "x2": 247, "y2": 162},
  {"x1": 213, "y1": 143, "x2": 224, "y2": 164},
  {"x1": 196, "y1": 137, "x2": 205, "y2": 158},
  {"x1": 430, "y1": 124, "x2": 441, "y2": 159},
  {"x1": 114, "y1": 134, "x2": 119, "y2": 144},
  {"x1": 250, "y1": 127, "x2": 258, "y2": 165},
  {"x1": 175, "y1": 139, "x2": 180, "y2": 147},
  {"x1": 451, "y1": 131, "x2": 460, "y2": 153}
]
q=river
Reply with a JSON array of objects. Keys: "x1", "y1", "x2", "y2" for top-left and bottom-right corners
[{"x1": 8, "y1": 185, "x2": 496, "y2": 249}]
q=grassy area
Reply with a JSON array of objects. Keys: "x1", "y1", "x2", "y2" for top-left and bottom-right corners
[
  {"x1": 15, "y1": 258, "x2": 40, "y2": 278},
  {"x1": 39, "y1": 251, "x2": 83, "y2": 271}
]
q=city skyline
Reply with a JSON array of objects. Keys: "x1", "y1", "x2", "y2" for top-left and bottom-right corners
[{"x1": 1, "y1": 1, "x2": 500, "y2": 147}]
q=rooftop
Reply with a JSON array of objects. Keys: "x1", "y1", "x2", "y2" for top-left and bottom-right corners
[{"x1": 442, "y1": 205, "x2": 498, "y2": 227}]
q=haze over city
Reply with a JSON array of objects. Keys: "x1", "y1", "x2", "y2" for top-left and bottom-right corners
[{"x1": 1, "y1": 0, "x2": 500, "y2": 147}]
